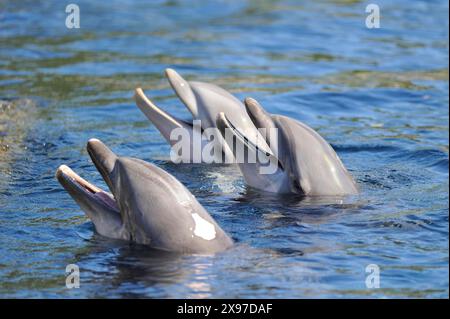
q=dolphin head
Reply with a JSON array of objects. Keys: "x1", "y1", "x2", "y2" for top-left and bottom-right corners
[
  {"x1": 57, "y1": 139, "x2": 233, "y2": 253},
  {"x1": 217, "y1": 98, "x2": 359, "y2": 196},
  {"x1": 165, "y1": 68, "x2": 198, "y2": 118},
  {"x1": 134, "y1": 69, "x2": 273, "y2": 162},
  {"x1": 165, "y1": 68, "x2": 273, "y2": 157}
]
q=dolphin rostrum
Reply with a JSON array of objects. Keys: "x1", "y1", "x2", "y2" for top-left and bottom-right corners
[
  {"x1": 56, "y1": 139, "x2": 233, "y2": 253},
  {"x1": 134, "y1": 68, "x2": 272, "y2": 163},
  {"x1": 216, "y1": 98, "x2": 359, "y2": 196}
]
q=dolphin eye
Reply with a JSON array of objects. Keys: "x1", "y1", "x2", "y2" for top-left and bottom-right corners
[{"x1": 292, "y1": 179, "x2": 303, "y2": 194}]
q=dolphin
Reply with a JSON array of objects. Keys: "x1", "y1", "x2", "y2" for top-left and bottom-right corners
[
  {"x1": 134, "y1": 68, "x2": 272, "y2": 163},
  {"x1": 216, "y1": 98, "x2": 359, "y2": 196},
  {"x1": 55, "y1": 139, "x2": 233, "y2": 253}
]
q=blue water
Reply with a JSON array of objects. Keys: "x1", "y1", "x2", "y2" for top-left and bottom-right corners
[{"x1": 0, "y1": 0, "x2": 448, "y2": 298}]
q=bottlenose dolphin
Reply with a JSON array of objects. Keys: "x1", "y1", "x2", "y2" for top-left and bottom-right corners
[
  {"x1": 216, "y1": 98, "x2": 359, "y2": 196},
  {"x1": 56, "y1": 139, "x2": 233, "y2": 253},
  {"x1": 134, "y1": 69, "x2": 272, "y2": 163}
]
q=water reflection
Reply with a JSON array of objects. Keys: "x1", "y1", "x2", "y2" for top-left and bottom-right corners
[{"x1": 71, "y1": 233, "x2": 216, "y2": 298}]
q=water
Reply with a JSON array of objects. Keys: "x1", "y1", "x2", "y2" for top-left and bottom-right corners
[{"x1": 0, "y1": 0, "x2": 448, "y2": 298}]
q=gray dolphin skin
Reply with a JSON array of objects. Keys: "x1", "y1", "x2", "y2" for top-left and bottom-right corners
[
  {"x1": 216, "y1": 98, "x2": 359, "y2": 196},
  {"x1": 134, "y1": 68, "x2": 272, "y2": 162},
  {"x1": 55, "y1": 139, "x2": 233, "y2": 253}
]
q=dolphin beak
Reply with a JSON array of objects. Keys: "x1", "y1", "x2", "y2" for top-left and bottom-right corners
[
  {"x1": 86, "y1": 138, "x2": 117, "y2": 193},
  {"x1": 165, "y1": 68, "x2": 198, "y2": 117},
  {"x1": 134, "y1": 88, "x2": 180, "y2": 128},
  {"x1": 55, "y1": 164, "x2": 119, "y2": 213},
  {"x1": 216, "y1": 112, "x2": 274, "y2": 158}
]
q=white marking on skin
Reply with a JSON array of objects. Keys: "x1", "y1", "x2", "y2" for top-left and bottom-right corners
[{"x1": 191, "y1": 213, "x2": 216, "y2": 240}]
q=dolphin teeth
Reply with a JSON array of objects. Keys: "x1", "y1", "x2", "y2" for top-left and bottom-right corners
[{"x1": 57, "y1": 164, "x2": 119, "y2": 212}]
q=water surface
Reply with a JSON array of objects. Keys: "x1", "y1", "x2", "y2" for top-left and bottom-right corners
[{"x1": 0, "y1": 0, "x2": 448, "y2": 298}]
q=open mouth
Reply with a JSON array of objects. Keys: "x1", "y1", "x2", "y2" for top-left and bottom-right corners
[
  {"x1": 217, "y1": 112, "x2": 285, "y2": 170},
  {"x1": 56, "y1": 164, "x2": 119, "y2": 212},
  {"x1": 225, "y1": 114, "x2": 272, "y2": 158},
  {"x1": 218, "y1": 112, "x2": 276, "y2": 157}
]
